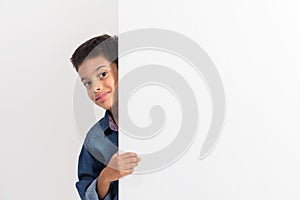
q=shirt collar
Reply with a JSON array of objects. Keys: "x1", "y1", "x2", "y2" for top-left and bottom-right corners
[{"x1": 98, "y1": 110, "x2": 118, "y2": 136}]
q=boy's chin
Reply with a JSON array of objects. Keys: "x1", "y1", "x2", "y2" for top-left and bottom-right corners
[{"x1": 95, "y1": 102, "x2": 111, "y2": 111}]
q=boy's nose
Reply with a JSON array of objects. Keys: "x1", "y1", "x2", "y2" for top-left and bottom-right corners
[{"x1": 93, "y1": 80, "x2": 102, "y2": 92}]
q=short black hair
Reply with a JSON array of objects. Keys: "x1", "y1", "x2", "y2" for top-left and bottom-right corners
[{"x1": 70, "y1": 34, "x2": 118, "y2": 71}]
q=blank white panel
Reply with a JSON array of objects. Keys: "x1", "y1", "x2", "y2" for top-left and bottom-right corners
[{"x1": 119, "y1": 0, "x2": 300, "y2": 199}]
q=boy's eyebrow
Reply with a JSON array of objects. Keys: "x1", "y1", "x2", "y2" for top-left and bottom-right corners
[{"x1": 81, "y1": 65, "x2": 107, "y2": 82}]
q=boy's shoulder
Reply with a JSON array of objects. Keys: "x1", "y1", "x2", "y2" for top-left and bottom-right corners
[
  {"x1": 84, "y1": 112, "x2": 109, "y2": 141},
  {"x1": 83, "y1": 114, "x2": 117, "y2": 165},
  {"x1": 86, "y1": 117, "x2": 105, "y2": 137},
  {"x1": 83, "y1": 115, "x2": 106, "y2": 147}
]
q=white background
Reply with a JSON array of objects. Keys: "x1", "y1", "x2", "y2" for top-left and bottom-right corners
[
  {"x1": 120, "y1": 0, "x2": 300, "y2": 200},
  {"x1": 0, "y1": 0, "x2": 117, "y2": 199},
  {"x1": 1, "y1": 0, "x2": 300, "y2": 200}
]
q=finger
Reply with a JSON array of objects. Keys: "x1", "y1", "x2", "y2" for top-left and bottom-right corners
[
  {"x1": 115, "y1": 158, "x2": 138, "y2": 168},
  {"x1": 119, "y1": 162, "x2": 139, "y2": 171},
  {"x1": 122, "y1": 168, "x2": 134, "y2": 175},
  {"x1": 123, "y1": 157, "x2": 140, "y2": 164},
  {"x1": 124, "y1": 162, "x2": 139, "y2": 169},
  {"x1": 119, "y1": 152, "x2": 138, "y2": 159}
]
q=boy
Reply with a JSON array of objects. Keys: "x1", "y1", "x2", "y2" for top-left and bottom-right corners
[{"x1": 70, "y1": 34, "x2": 140, "y2": 200}]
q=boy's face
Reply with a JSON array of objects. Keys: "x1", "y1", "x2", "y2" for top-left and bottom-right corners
[{"x1": 78, "y1": 56, "x2": 118, "y2": 112}]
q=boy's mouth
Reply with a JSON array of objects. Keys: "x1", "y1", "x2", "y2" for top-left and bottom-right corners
[{"x1": 95, "y1": 92, "x2": 109, "y2": 102}]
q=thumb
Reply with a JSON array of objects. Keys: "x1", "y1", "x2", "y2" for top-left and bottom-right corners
[{"x1": 112, "y1": 151, "x2": 119, "y2": 158}]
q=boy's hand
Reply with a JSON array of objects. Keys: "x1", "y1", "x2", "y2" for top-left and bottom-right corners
[{"x1": 102, "y1": 152, "x2": 141, "y2": 182}]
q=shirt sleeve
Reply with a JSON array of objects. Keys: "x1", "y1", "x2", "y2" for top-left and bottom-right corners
[
  {"x1": 85, "y1": 178, "x2": 113, "y2": 200},
  {"x1": 76, "y1": 145, "x2": 111, "y2": 200}
]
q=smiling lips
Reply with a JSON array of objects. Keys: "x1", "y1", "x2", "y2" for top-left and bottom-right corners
[{"x1": 95, "y1": 92, "x2": 109, "y2": 102}]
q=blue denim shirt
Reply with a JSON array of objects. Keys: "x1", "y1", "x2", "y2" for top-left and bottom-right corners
[{"x1": 76, "y1": 111, "x2": 118, "y2": 200}]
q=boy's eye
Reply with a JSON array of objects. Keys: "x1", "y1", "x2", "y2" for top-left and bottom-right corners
[
  {"x1": 83, "y1": 81, "x2": 92, "y2": 87},
  {"x1": 98, "y1": 72, "x2": 108, "y2": 79}
]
